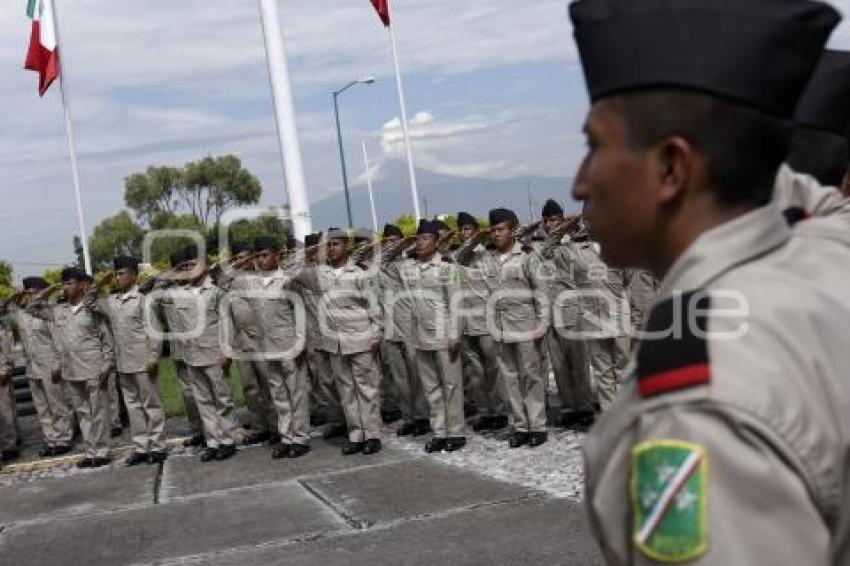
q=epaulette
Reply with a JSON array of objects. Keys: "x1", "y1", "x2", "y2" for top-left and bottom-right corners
[
  {"x1": 782, "y1": 206, "x2": 810, "y2": 226},
  {"x1": 636, "y1": 291, "x2": 711, "y2": 398}
]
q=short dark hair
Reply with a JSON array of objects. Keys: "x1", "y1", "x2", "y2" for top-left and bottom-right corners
[
  {"x1": 608, "y1": 89, "x2": 792, "y2": 207},
  {"x1": 786, "y1": 126, "x2": 849, "y2": 187}
]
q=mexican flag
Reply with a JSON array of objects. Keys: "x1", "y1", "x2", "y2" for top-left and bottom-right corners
[
  {"x1": 370, "y1": 0, "x2": 391, "y2": 27},
  {"x1": 24, "y1": 0, "x2": 59, "y2": 96}
]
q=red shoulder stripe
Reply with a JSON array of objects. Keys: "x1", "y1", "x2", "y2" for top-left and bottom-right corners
[{"x1": 638, "y1": 363, "x2": 710, "y2": 398}]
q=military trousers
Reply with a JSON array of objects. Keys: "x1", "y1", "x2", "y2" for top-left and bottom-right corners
[
  {"x1": 329, "y1": 350, "x2": 381, "y2": 444},
  {"x1": 119, "y1": 371, "x2": 167, "y2": 454},
  {"x1": 382, "y1": 341, "x2": 428, "y2": 424},
  {"x1": 0, "y1": 379, "x2": 18, "y2": 452},
  {"x1": 65, "y1": 379, "x2": 111, "y2": 459},
  {"x1": 187, "y1": 364, "x2": 237, "y2": 449},
  {"x1": 547, "y1": 329, "x2": 595, "y2": 414},
  {"x1": 378, "y1": 346, "x2": 402, "y2": 416},
  {"x1": 256, "y1": 358, "x2": 310, "y2": 446},
  {"x1": 173, "y1": 359, "x2": 203, "y2": 436},
  {"x1": 107, "y1": 370, "x2": 123, "y2": 429},
  {"x1": 307, "y1": 346, "x2": 343, "y2": 425},
  {"x1": 496, "y1": 340, "x2": 547, "y2": 433},
  {"x1": 416, "y1": 349, "x2": 466, "y2": 438},
  {"x1": 237, "y1": 360, "x2": 278, "y2": 435},
  {"x1": 462, "y1": 334, "x2": 507, "y2": 417},
  {"x1": 29, "y1": 373, "x2": 74, "y2": 448},
  {"x1": 586, "y1": 336, "x2": 630, "y2": 411}
]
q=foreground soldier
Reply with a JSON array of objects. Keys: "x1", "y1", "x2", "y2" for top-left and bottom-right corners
[
  {"x1": 298, "y1": 229, "x2": 383, "y2": 456},
  {"x1": 408, "y1": 221, "x2": 466, "y2": 453},
  {"x1": 29, "y1": 268, "x2": 114, "y2": 468},
  {"x1": 93, "y1": 257, "x2": 167, "y2": 465},
  {"x1": 3, "y1": 277, "x2": 74, "y2": 457},
  {"x1": 570, "y1": 0, "x2": 850, "y2": 563}
]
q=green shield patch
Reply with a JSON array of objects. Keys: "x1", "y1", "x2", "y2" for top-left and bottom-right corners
[{"x1": 630, "y1": 440, "x2": 708, "y2": 563}]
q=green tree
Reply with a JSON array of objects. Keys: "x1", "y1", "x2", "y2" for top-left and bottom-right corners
[
  {"x1": 0, "y1": 260, "x2": 13, "y2": 298},
  {"x1": 124, "y1": 165, "x2": 183, "y2": 226},
  {"x1": 88, "y1": 211, "x2": 145, "y2": 271}
]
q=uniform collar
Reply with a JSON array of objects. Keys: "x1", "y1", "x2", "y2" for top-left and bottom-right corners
[
  {"x1": 419, "y1": 252, "x2": 443, "y2": 266},
  {"x1": 659, "y1": 203, "x2": 790, "y2": 297},
  {"x1": 119, "y1": 285, "x2": 140, "y2": 301}
]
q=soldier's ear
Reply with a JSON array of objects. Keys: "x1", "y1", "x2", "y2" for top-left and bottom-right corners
[{"x1": 653, "y1": 135, "x2": 695, "y2": 206}]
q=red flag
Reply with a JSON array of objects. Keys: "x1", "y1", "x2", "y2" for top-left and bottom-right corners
[{"x1": 370, "y1": 0, "x2": 390, "y2": 27}]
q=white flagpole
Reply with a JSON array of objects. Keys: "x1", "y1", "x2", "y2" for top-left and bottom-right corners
[
  {"x1": 259, "y1": 0, "x2": 313, "y2": 241},
  {"x1": 51, "y1": 0, "x2": 92, "y2": 273},
  {"x1": 362, "y1": 141, "x2": 378, "y2": 232},
  {"x1": 387, "y1": 16, "x2": 422, "y2": 221}
]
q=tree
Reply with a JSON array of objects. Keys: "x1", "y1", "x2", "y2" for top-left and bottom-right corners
[
  {"x1": 0, "y1": 260, "x2": 13, "y2": 298},
  {"x1": 124, "y1": 155, "x2": 262, "y2": 231},
  {"x1": 88, "y1": 211, "x2": 145, "y2": 271}
]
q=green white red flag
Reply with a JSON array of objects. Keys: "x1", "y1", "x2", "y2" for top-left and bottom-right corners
[
  {"x1": 370, "y1": 0, "x2": 390, "y2": 27},
  {"x1": 24, "y1": 0, "x2": 59, "y2": 96}
]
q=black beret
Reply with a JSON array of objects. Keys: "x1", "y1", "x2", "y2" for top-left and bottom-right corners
[
  {"x1": 169, "y1": 249, "x2": 185, "y2": 268},
  {"x1": 542, "y1": 199, "x2": 563, "y2": 218},
  {"x1": 182, "y1": 244, "x2": 199, "y2": 261},
  {"x1": 488, "y1": 208, "x2": 518, "y2": 227},
  {"x1": 113, "y1": 256, "x2": 140, "y2": 272},
  {"x1": 253, "y1": 236, "x2": 279, "y2": 253},
  {"x1": 795, "y1": 50, "x2": 850, "y2": 135},
  {"x1": 457, "y1": 212, "x2": 478, "y2": 229},
  {"x1": 432, "y1": 219, "x2": 450, "y2": 232},
  {"x1": 22, "y1": 276, "x2": 48, "y2": 290},
  {"x1": 305, "y1": 232, "x2": 322, "y2": 247},
  {"x1": 230, "y1": 241, "x2": 250, "y2": 255},
  {"x1": 326, "y1": 228, "x2": 349, "y2": 241},
  {"x1": 60, "y1": 267, "x2": 92, "y2": 283},
  {"x1": 352, "y1": 228, "x2": 373, "y2": 243},
  {"x1": 570, "y1": 0, "x2": 840, "y2": 118},
  {"x1": 416, "y1": 220, "x2": 439, "y2": 236},
  {"x1": 383, "y1": 223, "x2": 403, "y2": 238}
]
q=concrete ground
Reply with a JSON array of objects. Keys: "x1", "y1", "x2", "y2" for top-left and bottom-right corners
[{"x1": 0, "y1": 414, "x2": 602, "y2": 565}]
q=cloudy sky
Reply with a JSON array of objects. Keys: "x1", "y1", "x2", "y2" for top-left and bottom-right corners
[{"x1": 2, "y1": 0, "x2": 850, "y2": 277}]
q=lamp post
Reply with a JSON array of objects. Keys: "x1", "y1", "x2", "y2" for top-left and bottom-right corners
[{"x1": 333, "y1": 76, "x2": 376, "y2": 228}]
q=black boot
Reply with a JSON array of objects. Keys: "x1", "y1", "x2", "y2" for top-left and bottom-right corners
[
  {"x1": 424, "y1": 438, "x2": 448, "y2": 453},
  {"x1": 412, "y1": 419, "x2": 431, "y2": 437},
  {"x1": 1, "y1": 449, "x2": 20, "y2": 462},
  {"x1": 242, "y1": 431, "x2": 271, "y2": 446},
  {"x1": 200, "y1": 447, "x2": 218, "y2": 462},
  {"x1": 528, "y1": 431, "x2": 548, "y2": 447},
  {"x1": 323, "y1": 424, "x2": 347, "y2": 439},
  {"x1": 446, "y1": 437, "x2": 467, "y2": 452},
  {"x1": 271, "y1": 444, "x2": 292, "y2": 459},
  {"x1": 341, "y1": 441, "x2": 365, "y2": 456},
  {"x1": 381, "y1": 408, "x2": 403, "y2": 424},
  {"x1": 508, "y1": 432, "x2": 530, "y2": 448},
  {"x1": 490, "y1": 415, "x2": 509, "y2": 430},
  {"x1": 53, "y1": 444, "x2": 73, "y2": 456},
  {"x1": 91, "y1": 457, "x2": 112, "y2": 468},
  {"x1": 183, "y1": 433, "x2": 205, "y2": 448},
  {"x1": 287, "y1": 444, "x2": 311, "y2": 459},
  {"x1": 362, "y1": 439, "x2": 382, "y2": 455},
  {"x1": 396, "y1": 422, "x2": 416, "y2": 436},
  {"x1": 472, "y1": 416, "x2": 494, "y2": 432},
  {"x1": 124, "y1": 452, "x2": 148, "y2": 467},
  {"x1": 76, "y1": 458, "x2": 95, "y2": 469},
  {"x1": 559, "y1": 411, "x2": 595, "y2": 429},
  {"x1": 216, "y1": 444, "x2": 237, "y2": 461}
]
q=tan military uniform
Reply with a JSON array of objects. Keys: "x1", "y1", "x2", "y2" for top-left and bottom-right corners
[
  {"x1": 482, "y1": 243, "x2": 549, "y2": 434},
  {"x1": 539, "y1": 233, "x2": 596, "y2": 416},
  {"x1": 773, "y1": 163, "x2": 850, "y2": 218},
  {"x1": 297, "y1": 262, "x2": 382, "y2": 444},
  {"x1": 95, "y1": 286, "x2": 166, "y2": 454},
  {"x1": 5, "y1": 305, "x2": 73, "y2": 448},
  {"x1": 28, "y1": 298, "x2": 115, "y2": 459},
  {"x1": 0, "y1": 324, "x2": 17, "y2": 453},
  {"x1": 406, "y1": 253, "x2": 465, "y2": 438},
  {"x1": 157, "y1": 283, "x2": 203, "y2": 437},
  {"x1": 165, "y1": 278, "x2": 236, "y2": 450},
  {"x1": 455, "y1": 241, "x2": 508, "y2": 420},
  {"x1": 584, "y1": 204, "x2": 850, "y2": 565},
  {"x1": 379, "y1": 250, "x2": 428, "y2": 426}
]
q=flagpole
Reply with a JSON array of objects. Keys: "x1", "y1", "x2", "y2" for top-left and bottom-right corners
[
  {"x1": 387, "y1": 18, "x2": 422, "y2": 221},
  {"x1": 259, "y1": 0, "x2": 313, "y2": 241},
  {"x1": 51, "y1": 0, "x2": 92, "y2": 273},
  {"x1": 362, "y1": 141, "x2": 379, "y2": 232}
]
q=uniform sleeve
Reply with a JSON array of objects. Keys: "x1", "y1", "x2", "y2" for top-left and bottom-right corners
[
  {"x1": 525, "y1": 253, "x2": 550, "y2": 338},
  {"x1": 98, "y1": 316, "x2": 116, "y2": 375},
  {"x1": 446, "y1": 264, "x2": 462, "y2": 343},
  {"x1": 142, "y1": 295, "x2": 162, "y2": 368},
  {"x1": 587, "y1": 404, "x2": 830, "y2": 566}
]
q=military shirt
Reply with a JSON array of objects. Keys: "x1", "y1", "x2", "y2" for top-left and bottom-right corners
[
  {"x1": 159, "y1": 277, "x2": 223, "y2": 368},
  {"x1": 404, "y1": 253, "x2": 461, "y2": 351},
  {"x1": 89, "y1": 286, "x2": 160, "y2": 374},
  {"x1": 4, "y1": 304, "x2": 59, "y2": 378},
  {"x1": 584, "y1": 204, "x2": 850, "y2": 565}
]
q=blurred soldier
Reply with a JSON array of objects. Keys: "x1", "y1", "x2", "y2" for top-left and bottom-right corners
[
  {"x1": 3, "y1": 277, "x2": 74, "y2": 457},
  {"x1": 157, "y1": 249, "x2": 205, "y2": 447},
  {"x1": 296, "y1": 229, "x2": 383, "y2": 456},
  {"x1": 219, "y1": 241, "x2": 280, "y2": 447},
  {"x1": 470, "y1": 209, "x2": 550, "y2": 448},
  {"x1": 455, "y1": 212, "x2": 508, "y2": 432},
  {"x1": 408, "y1": 220, "x2": 466, "y2": 453},
  {"x1": 91, "y1": 257, "x2": 166, "y2": 466},
  {"x1": 28, "y1": 268, "x2": 115, "y2": 468},
  {"x1": 625, "y1": 269, "x2": 659, "y2": 348},
  {"x1": 0, "y1": 318, "x2": 18, "y2": 463},
  {"x1": 378, "y1": 224, "x2": 430, "y2": 437},
  {"x1": 169, "y1": 246, "x2": 237, "y2": 462},
  {"x1": 539, "y1": 210, "x2": 596, "y2": 428},
  {"x1": 292, "y1": 232, "x2": 346, "y2": 439},
  {"x1": 570, "y1": 0, "x2": 850, "y2": 564}
]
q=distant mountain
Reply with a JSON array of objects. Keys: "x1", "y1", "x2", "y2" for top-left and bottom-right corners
[{"x1": 309, "y1": 159, "x2": 578, "y2": 230}]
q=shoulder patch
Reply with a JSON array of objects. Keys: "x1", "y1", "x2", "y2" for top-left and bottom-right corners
[
  {"x1": 636, "y1": 291, "x2": 710, "y2": 398},
  {"x1": 631, "y1": 439, "x2": 708, "y2": 563}
]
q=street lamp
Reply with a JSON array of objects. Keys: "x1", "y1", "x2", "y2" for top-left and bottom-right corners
[{"x1": 333, "y1": 76, "x2": 376, "y2": 228}]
